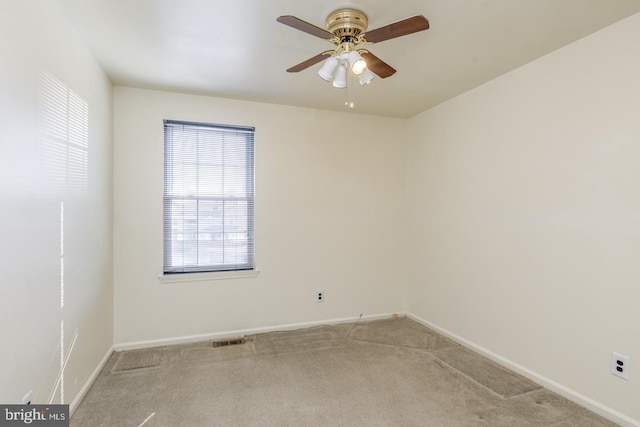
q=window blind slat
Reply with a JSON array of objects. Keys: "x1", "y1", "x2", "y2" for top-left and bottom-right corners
[{"x1": 163, "y1": 120, "x2": 255, "y2": 274}]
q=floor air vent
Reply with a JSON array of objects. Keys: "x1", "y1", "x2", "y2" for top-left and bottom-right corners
[{"x1": 212, "y1": 337, "x2": 246, "y2": 348}]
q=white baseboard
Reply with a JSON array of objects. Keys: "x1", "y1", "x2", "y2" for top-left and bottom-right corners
[
  {"x1": 113, "y1": 312, "x2": 397, "y2": 352},
  {"x1": 405, "y1": 313, "x2": 640, "y2": 427},
  {"x1": 69, "y1": 346, "x2": 113, "y2": 416}
]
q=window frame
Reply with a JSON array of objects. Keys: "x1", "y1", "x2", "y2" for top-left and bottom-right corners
[{"x1": 162, "y1": 119, "x2": 256, "y2": 277}]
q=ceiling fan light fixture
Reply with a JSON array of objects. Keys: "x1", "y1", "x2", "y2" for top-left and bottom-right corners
[
  {"x1": 278, "y1": 11, "x2": 430, "y2": 89},
  {"x1": 332, "y1": 64, "x2": 347, "y2": 88},
  {"x1": 358, "y1": 68, "x2": 375, "y2": 85},
  {"x1": 347, "y1": 51, "x2": 367, "y2": 75},
  {"x1": 318, "y1": 55, "x2": 339, "y2": 82}
]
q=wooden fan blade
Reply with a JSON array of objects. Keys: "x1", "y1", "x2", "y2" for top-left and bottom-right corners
[
  {"x1": 364, "y1": 15, "x2": 429, "y2": 43},
  {"x1": 360, "y1": 51, "x2": 396, "y2": 78},
  {"x1": 277, "y1": 15, "x2": 334, "y2": 40},
  {"x1": 286, "y1": 52, "x2": 331, "y2": 73}
]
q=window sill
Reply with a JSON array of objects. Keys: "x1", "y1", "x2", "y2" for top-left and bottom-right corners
[{"x1": 159, "y1": 269, "x2": 260, "y2": 284}]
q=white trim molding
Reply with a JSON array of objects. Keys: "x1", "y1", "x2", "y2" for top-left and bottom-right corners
[
  {"x1": 69, "y1": 346, "x2": 113, "y2": 416},
  {"x1": 406, "y1": 313, "x2": 640, "y2": 427},
  {"x1": 113, "y1": 312, "x2": 397, "y2": 351},
  {"x1": 159, "y1": 269, "x2": 260, "y2": 284}
]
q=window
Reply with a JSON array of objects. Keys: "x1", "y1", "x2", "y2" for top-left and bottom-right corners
[{"x1": 163, "y1": 120, "x2": 255, "y2": 275}]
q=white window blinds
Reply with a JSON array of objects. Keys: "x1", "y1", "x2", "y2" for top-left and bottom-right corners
[{"x1": 163, "y1": 120, "x2": 255, "y2": 274}]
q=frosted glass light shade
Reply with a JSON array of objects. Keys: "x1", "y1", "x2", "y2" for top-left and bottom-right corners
[
  {"x1": 358, "y1": 68, "x2": 375, "y2": 85},
  {"x1": 318, "y1": 56, "x2": 339, "y2": 82},
  {"x1": 332, "y1": 65, "x2": 347, "y2": 88}
]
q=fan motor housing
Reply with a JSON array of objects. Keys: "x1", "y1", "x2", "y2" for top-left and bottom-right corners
[{"x1": 325, "y1": 9, "x2": 368, "y2": 39}]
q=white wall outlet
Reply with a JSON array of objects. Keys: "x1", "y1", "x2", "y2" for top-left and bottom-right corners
[
  {"x1": 316, "y1": 290, "x2": 324, "y2": 303},
  {"x1": 611, "y1": 352, "x2": 630, "y2": 380},
  {"x1": 22, "y1": 390, "x2": 32, "y2": 405}
]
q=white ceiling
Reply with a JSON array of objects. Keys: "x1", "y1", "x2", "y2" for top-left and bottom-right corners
[{"x1": 55, "y1": 0, "x2": 640, "y2": 118}]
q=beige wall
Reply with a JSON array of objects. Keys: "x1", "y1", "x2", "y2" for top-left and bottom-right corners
[
  {"x1": 406, "y1": 13, "x2": 640, "y2": 425},
  {"x1": 0, "y1": 0, "x2": 113, "y2": 409},
  {"x1": 113, "y1": 87, "x2": 407, "y2": 346}
]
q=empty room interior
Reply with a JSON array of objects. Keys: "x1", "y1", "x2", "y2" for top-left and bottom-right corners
[{"x1": 1, "y1": 0, "x2": 640, "y2": 425}]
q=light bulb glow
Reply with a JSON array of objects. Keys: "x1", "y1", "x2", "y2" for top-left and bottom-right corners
[
  {"x1": 351, "y1": 59, "x2": 367, "y2": 75},
  {"x1": 347, "y1": 51, "x2": 367, "y2": 75}
]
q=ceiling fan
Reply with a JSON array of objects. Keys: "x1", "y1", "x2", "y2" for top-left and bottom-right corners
[{"x1": 276, "y1": 9, "x2": 429, "y2": 87}]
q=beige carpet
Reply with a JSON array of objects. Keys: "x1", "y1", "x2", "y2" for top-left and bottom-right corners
[{"x1": 71, "y1": 317, "x2": 616, "y2": 426}]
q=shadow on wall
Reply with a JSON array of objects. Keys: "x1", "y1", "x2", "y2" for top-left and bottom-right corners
[{"x1": 36, "y1": 70, "x2": 88, "y2": 403}]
